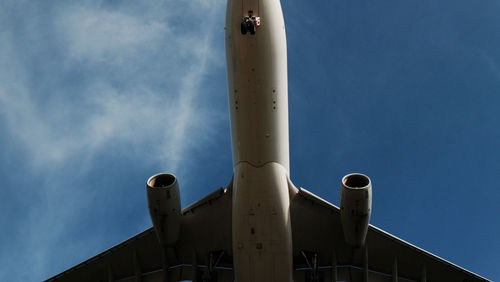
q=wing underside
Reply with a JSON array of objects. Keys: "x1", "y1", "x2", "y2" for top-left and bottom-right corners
[
  {"x1": 45, "y1": 186, "x2": 234, "y2": 282},
  {"x1": 290, "y1": 187, "x2": 489, "y2": 282},
  {"x1": 46, "y1": 185, "x2": 488, "y2": 282}
]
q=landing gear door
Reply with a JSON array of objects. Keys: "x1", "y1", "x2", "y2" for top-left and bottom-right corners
[{"x1": 242, "y1": 0, "x2": 260, "y2": 18}]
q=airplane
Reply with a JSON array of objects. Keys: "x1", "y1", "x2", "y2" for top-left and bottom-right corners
[{"x1": 45, "y1": 0, "x2": 490, "y2": 281}]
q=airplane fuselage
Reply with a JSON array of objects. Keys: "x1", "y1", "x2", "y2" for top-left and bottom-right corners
[
  {"x1": 226, "y1": 0, "x2": 289, "y2": 171},
  {"x1": 225, "y1": 0, "x2": 293, "y2": 281}
]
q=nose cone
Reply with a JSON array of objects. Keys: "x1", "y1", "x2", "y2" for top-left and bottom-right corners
[
  {"x1": 225, "y1": 0, "x2": 290, "y2": 172},
  {"x1": 226, "y1": 0, "x2": 285, "y2": 38}
]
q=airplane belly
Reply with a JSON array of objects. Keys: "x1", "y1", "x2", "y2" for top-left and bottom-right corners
[
  {"x1": 225, "y1": 0, "x2": 289, "y2": 173},
  {"x1": 232, "y1": 162, "x2": 293, "y2": 281},
  {"x1": 226, "y1": 0, "x2": 293, "y2": 280}
]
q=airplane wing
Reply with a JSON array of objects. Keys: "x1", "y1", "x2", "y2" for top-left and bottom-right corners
[
  {"x1": 290, "y1": 187, "x2": 490, "y2": 282},
  {"x1": 45, "y1": 186, "x2": 235, "y2": 282},
  {"x1": 46, "y1": 183, "x2": 489, "y2": 282}
]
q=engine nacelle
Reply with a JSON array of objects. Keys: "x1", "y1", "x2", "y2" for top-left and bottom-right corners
[
  {"x1": 340, "y1": 173, "x2": 372, "y2": 247},
  {"x1": 147, "y1": 173, "x2": 181, "y2": 246}
]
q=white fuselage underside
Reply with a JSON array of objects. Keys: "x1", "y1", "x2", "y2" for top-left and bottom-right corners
[{"x1": 225, "y1": 0, "x2": 293, "y2": 281}]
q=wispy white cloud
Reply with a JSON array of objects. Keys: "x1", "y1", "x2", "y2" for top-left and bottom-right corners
[
  {"x1": 1, "y1": 1, "x2": 224, "y2": 171},
  {"x1": 57, "y1": 5, "x2": 168, "y2": 64},
  {"x1": 0, "y1": 1, "x2": 225, "y2": 280}
]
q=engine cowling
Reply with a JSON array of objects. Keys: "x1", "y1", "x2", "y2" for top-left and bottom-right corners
[
  {"x1": 340, "y1": 173, "x2": 372, "y2": 247},
  {"x1": 147, "y1": 173, "x2": 181, "y2": 246}
]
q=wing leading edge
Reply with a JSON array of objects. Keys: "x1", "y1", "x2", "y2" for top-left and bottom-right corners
[
  {"x1": 46, "y1": 184, "x2": 488, "y2": 282},
  {"x1": 45, "y1": 186, "x2": 234, "y2": 282},
  {"x1": 290, "y1": 187, "x2": 490, "y2": 282}
]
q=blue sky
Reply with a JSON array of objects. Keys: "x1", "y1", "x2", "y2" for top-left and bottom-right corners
[{"x1": 0, "y1": 0, "x2": 498, "y2": 281}]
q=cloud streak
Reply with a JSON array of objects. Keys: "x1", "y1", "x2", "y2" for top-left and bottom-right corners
[
  {"x1": 1, "y1": 1, "x2": 224, "y2": 171},
  {"x1": 0, "y1": 1, "x2": 226, "y2": 280},
  {"x1": 57, "y1": 5, "x2": 169, "y2": 64}
]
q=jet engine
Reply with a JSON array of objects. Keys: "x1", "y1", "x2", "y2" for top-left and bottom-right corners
[
  {"x1": 340, "y1": 173, "x2": 372, "y2": 247},
  {"x1": 147, "y1": 173, "x2": 181, "y2": 246}
]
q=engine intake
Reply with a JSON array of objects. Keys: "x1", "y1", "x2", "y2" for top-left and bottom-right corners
[
  {"x1": 340, "y1": 173, "x2": 372, "y2": 247},
  {"x1": 147, "y1": 173, "x2": 181, "y2": 246}
]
